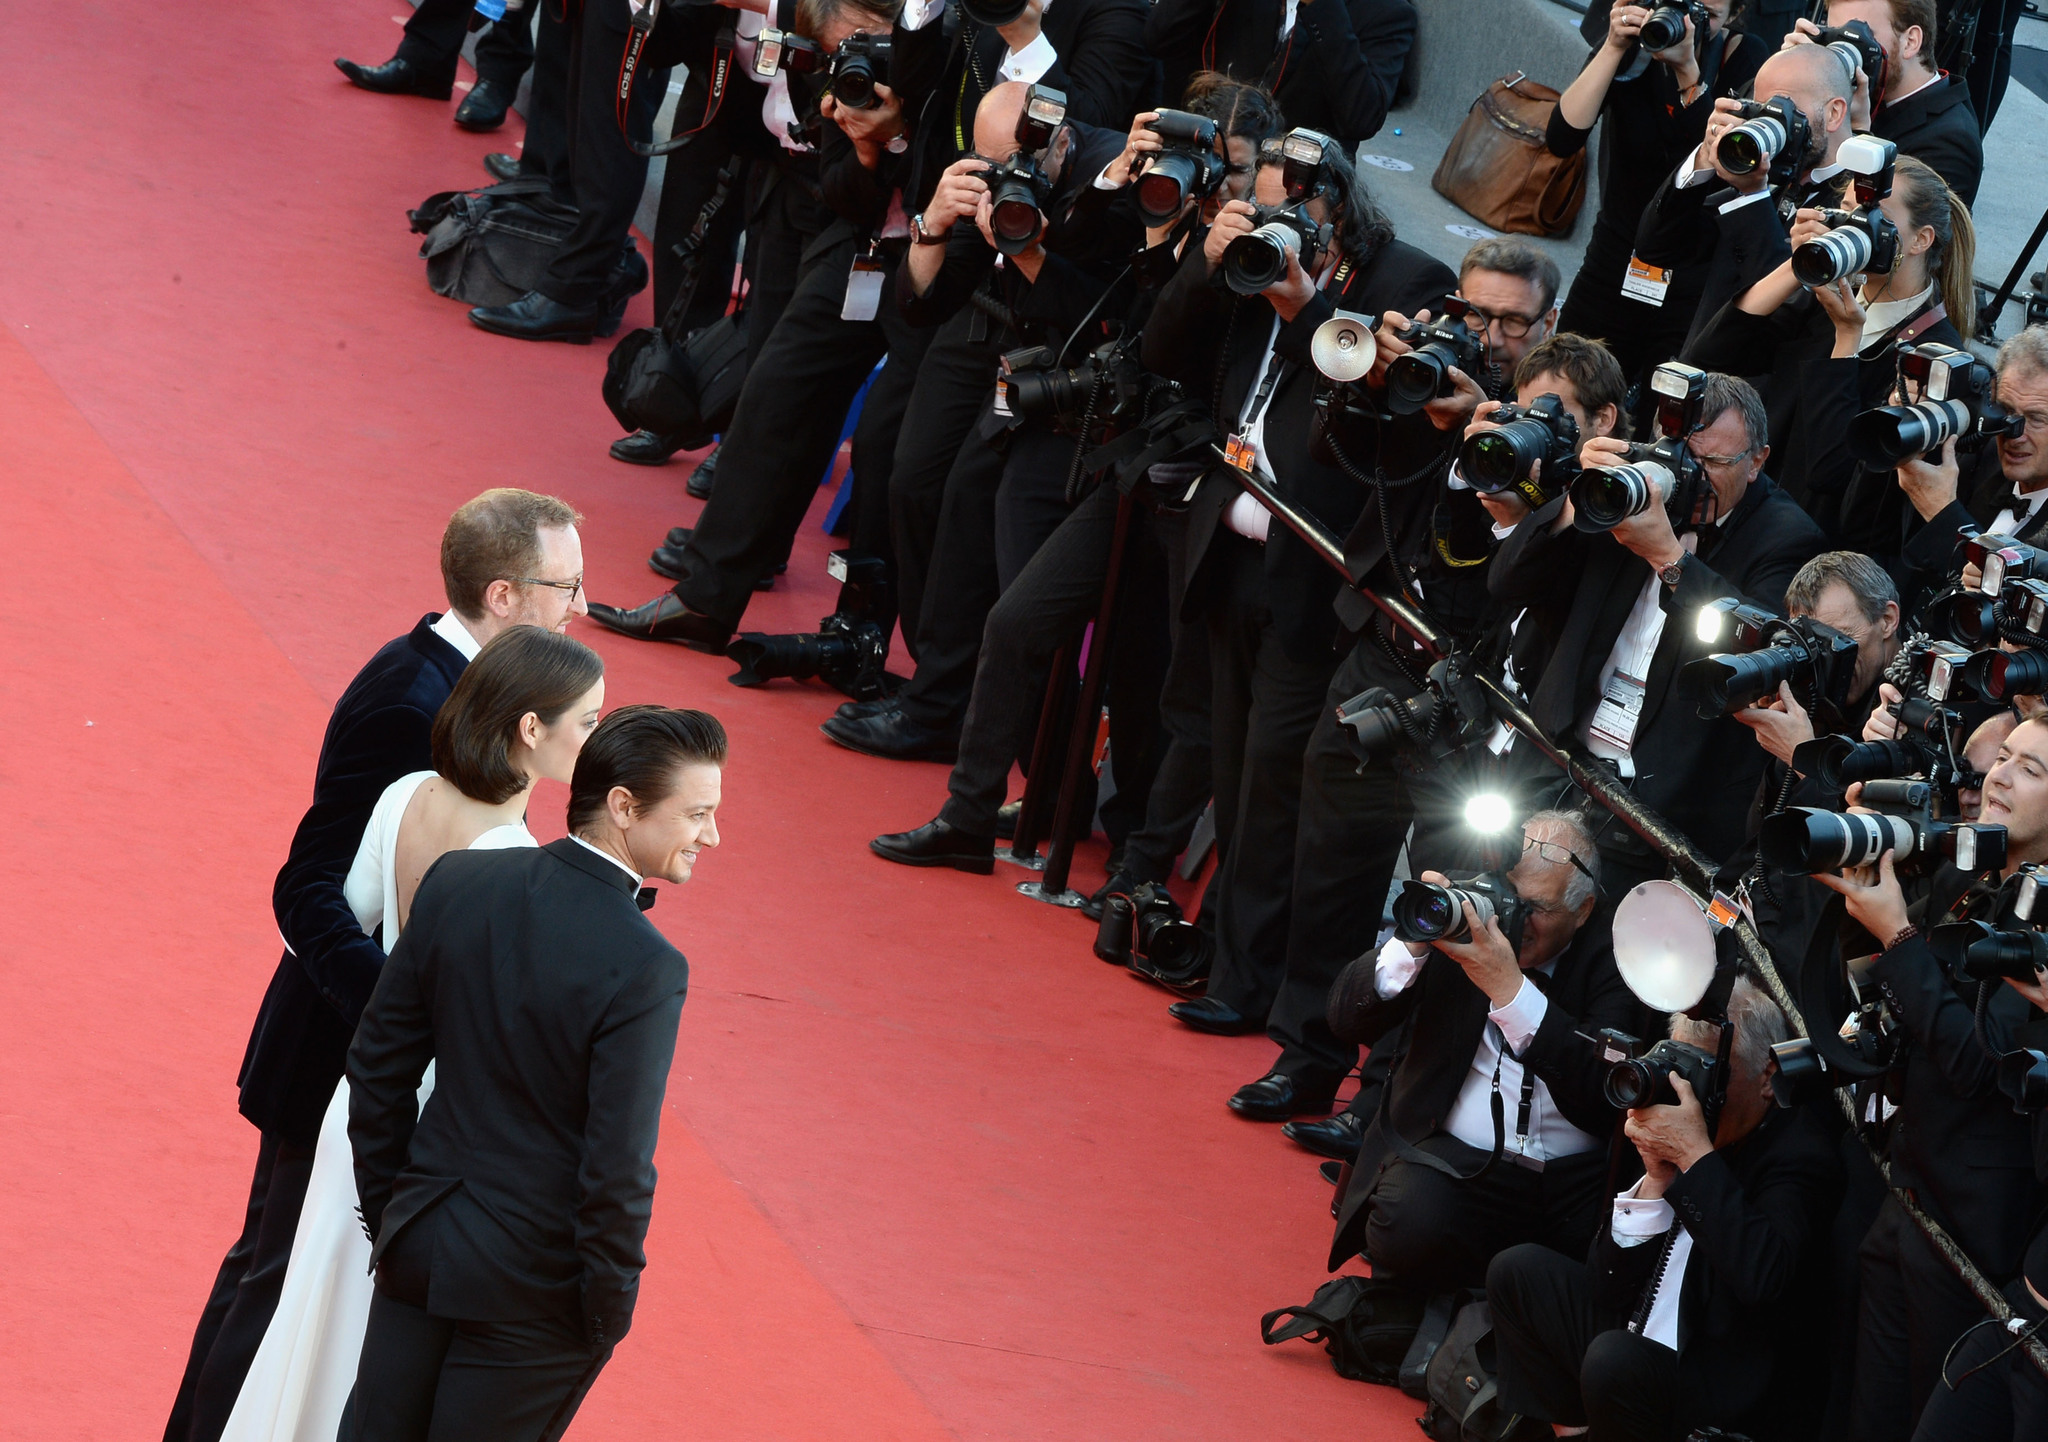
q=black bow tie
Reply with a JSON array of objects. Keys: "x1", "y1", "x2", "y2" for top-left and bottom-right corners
[{"x1": 636, "y1": 887, "x2": 658, "y2": 912}]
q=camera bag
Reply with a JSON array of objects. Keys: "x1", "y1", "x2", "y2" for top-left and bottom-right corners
[
  {"x1": 602, "y1": 156, "x2": 746, "y2": 447},
  {"x1": 1417, "y1": 1297, "x2": 1540, "y2": 1442},
  {"x1": 1431, "y1": 72, "x2": 1587, "y2": 238},
  {"x1": 1259, "y1": 1275, "x2": 1424, "y2": 1386},
  {"x1": 409, "y1": 175, "x2": 579, "y2": 308}
]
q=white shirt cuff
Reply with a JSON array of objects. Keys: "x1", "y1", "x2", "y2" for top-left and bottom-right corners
[
  {"x1": 1717, "y1": 189, "x2": 1773, "y2": 215},
  {"x1": 1612, "y1": 1179, "x2": 1676, "y2": 1245},
  {"x1": 1677, "y1": 158, "x2": 1713, "y2": 189},
  {"x1": 1374, "y1": 936, "x2": 1426, "y2": 999},
  {"x1": 899, "y1": 0, "x2": 943, "y2": 29},
  {"x1": 1490, "y1": 519, "x2": 1517, "y2": 540},
  {"x1": 1488, "y1": 976, "x2": 1549, "y2": 1056},
  {"x1": 999, "y1": 32, "x2": 1057, "y2": 83},
  {"x1": 1092, "y1": 165, "x2": 1123, "y2": 191},
  {"x1": 1446, "y1": 460, "x2": 1471, "y2": 491}
]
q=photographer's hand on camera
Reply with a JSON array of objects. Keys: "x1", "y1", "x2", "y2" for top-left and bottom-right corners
[
  {"x1": 1734, "y1": 681, "x2": 1818, "y2": 765},
  {"x1": 1698, "y1": 98, "x2": 1772, "y2": 195},
  {"x1": 1200, "y1": 197, "x2": 1256, "y2": 275},
  {"x1": 1100, "y1": 111, "x2": 1163, "y2": 191},
  {"x1": 1625, "y1": 1075, "x2": 1717, "y2": 1190},
  {"x1": 1462, "y1": 399, "x2": 1539, "y2": 530},
  {"x1": 1577, "y1": 434, "x2": 1690, "y2": 571},
  {"x1": 1412, "y1": 870, "x2": 1527, "y2": 1008},
  {"x1": 1814, "y1": 846, "x2": 1914, "y2": 944},
  {"x1": 1895, "y1": 435, "x2": 1961, "y2": 522},
  {"x1": 1809, "y1": 275, "x2": 1869, "y2": 359},
  {"x1": 1783, "y1": 18, "x2": 1872, "y2": 131},
  {"x1": 820, "y1": 85, "x2": 905, "y2": 169}
]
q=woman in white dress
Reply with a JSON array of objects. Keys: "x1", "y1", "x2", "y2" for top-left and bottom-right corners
[{"x1": 220, "y1": 626, "x2": 606, "y2": 1442}]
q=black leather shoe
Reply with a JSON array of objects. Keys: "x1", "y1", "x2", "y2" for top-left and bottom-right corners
[
  {"x1": 1319, "y1": 1159, "x2": 1346, "y2": 1186},
  {"x1": 687, "y1": 443, "x2": 720, "y2": 499},
  {"x1": 484, "y1": 151, "x2": 524, "y2": 183},
  {"x1": 334, "y1": 55, "x2": 455, "y2": 99},
  {"x1": 469, "y1": 290, "x2": 622, "y2": 344},
  {"x1": 648, "y1": 540, "x2": 772, "y2": 591},
  {"x1": 1081, "y1": 870, "x2": 1136, "y2": 923},
  {"x1": 832, "y1": 695, "x2": 893, "y2": 724},
  {"x1": 995, "y1": 799, "x2": 1021, "y2": 840},
  {"x1": 1228, "y1": 1072, "x2": 1334, "y2": 1122},
  {"x1": 870, "y1": 818, "x2": 995, "y2": 874},
  {"x1": 585, "y1": 593, "x2": 732, "y2": 653},
  {"x1": 1284, "y1": 1110, "x2": 1364, "y2": 1160},
  {"x1": 455, "y1": 76, "x2": 515, "y2": 131},
  {"x1": 821, "y1": 705, "x2": 960, "y2": 763},
  {"x1": 611, "y1": 430, "x2": 682, "y2": 466},
  {"x1": 1168, "y1": 996, "x2": 1262, "y2": 1035}
]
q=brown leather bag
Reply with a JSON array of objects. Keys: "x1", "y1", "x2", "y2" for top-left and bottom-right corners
[{"x1": 1430, "y1": 71, "x2": 1587, "y2": 238}]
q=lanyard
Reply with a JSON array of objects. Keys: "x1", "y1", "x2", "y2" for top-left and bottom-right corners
[{"x1": 1240, "y1": 257, "x2": 1352, "y2": 435}]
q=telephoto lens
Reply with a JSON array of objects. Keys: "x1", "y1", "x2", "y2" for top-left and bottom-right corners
[
  {"x1": 1759, "y1": 804, "x2": 1921, "y2": 872},
  {"x1": 1847, "y1": 398, "x2": 1972, "y2": 465},
  {"x1": 1221, "y1": 206, "x2": 1314, "y2": 294},
  {"x1": 1791, "y1": 735, "x2": 1923, "y2": 791},
  {"x1": 1335, "y1": 685, "x2": 1440, "y2": 755},
  {"x1": 1637, "y1": 1, "x2": 1691, "y2": 50},
  {"x1": 1458, "y1": 395, "x2": 1579, "y2": 498},
  {"x1": 1978, "y1": 647, "x2": 2048, "y2": 702},
  {"x1": 1570, "y1": 460, "x2": 1673, "y2": 532},
  {"x1": 1134, "y1": 110, "x2": 1220, "y2": 225},
  {"x1": 1719, "y1": 112, "x2": 1787, "y2": 175},
  {"x1": 1383, "y1": 319, "x2": 1485, "y2": 415},
  {"x1": 1959, "y1": 924, "x2": 2048, "y2": 982},
  {"x1": 1791, "y1": 214, "x2": 1880, "y2": 287},
  {"x1": 1601, "y1": 1038, "x2": 1720, "y2": 1110},
  {"x1": 985, "y1": 161, "x2": 1049, "y2": 256}
]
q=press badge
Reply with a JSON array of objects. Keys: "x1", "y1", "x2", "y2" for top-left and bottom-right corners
[
  {"x1": 1222, "y1": 434, "x2": 1258, "y2": 473},
  {"x1": 1588, "y1": 667, "x2": 1649, "y2": 753},
  {"x1": 1620, "y1": 255, "x2": 1672, "y2": 308},
  {"x1": 842, "y1": 253, "x2": 886, "y2": 321}
]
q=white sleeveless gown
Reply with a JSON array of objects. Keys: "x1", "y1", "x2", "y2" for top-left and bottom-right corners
[{"x1": 219, "y1": 772, "x2": 535, "y2": 1442}]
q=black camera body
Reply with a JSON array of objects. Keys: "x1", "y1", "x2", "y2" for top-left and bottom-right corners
[
  {"x1": 1335, "y1": 653, "x2": 1494, "y2": 765},
  {"x1": 1095, "y1": 880, "x2": 1208, "y2": 991},
  {"x1": 1393, "y1": 871, "x2": 1531, "y2": 954},
  {"x1": 1569, "y1": 361, "x2": 1709, "y2": 533},
  {"x1": 1849, "y1": 340, "x2": 2024, "y2": 465},
  {"x1": 1637, "y1": 0, "x2": 1709, "y2": 52},
  {"x1": 725, "y1": 550, "x2": 895, "y2": 701},
  {"x1": 1459, "y1": 392, "x2": 1582, "y2": 511},
  {"x1": 825, "y1": 29, "x2": 891, "y2": 108},
  {"x1": 1717, "y1": 95, "x2": 1813, "y2": 186},
  {"x1": 1001, "y1": 337, "x2": 1177, "y2": 445},
  {"x1": 1997, "y1": 1047, "x2": 2048, "y2": 1112},
  {"x1": 1759, "y1": 777, "x2": 2008, "y2": 876},
  {"x1": 1681, "y1": 613, "x2": 1860, "y2": 724},
  {"x1": 1135, "y1": 110, "x2": 1222, "y2": 225},
  {"x1": 1603, "y1": 1037, "x2": 1724, "y2": 1113},
  {"x1": 980, "y1": 85, "x2": 1068, "y2": 256},
  {"x1": 1385, "y1": 304, "x2": 1486, "y2": 415},
  {"x1": 1221, "y1": 202, "x2": 1328, "y2": 295},
  {"x1": 1791, "y1": 135, "x2": 1899, "y2": 287},
  {"x1": 1813, "y1": 18, "x2": 1889, "y2": 101}
]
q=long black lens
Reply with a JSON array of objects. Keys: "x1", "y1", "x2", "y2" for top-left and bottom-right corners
[
  {"x1": 1638, "y1": 4, "x2": 1687, "y2": 49},
  {"x1": 830, "y1": 63, "x2": 878, "y2": 108},
  {"x1": 1804, "y1": 736, "x2": 1922, "y2": 790},
  {"x1": 1385, "y1": 349, "x2": 1450, "y2": 414},
  {"x1": 1688, "y1": 643, "x2": 1802, "y2": 716},
  {"x1": 1461, "y1": 418, "x2": 1551, "y2": 492},
  {"x1": 724, "y1": 632, "x2": 852, "y2": 686},
  {"x1": 1136, "y1": 155, "x2": 1197, "y2": 225},
  {"x1": 1963, "y1": 929, "x2": 2048, "y2": 982},
  {"x1": 1222, "y1": 226, "x2": 1296, "y2": 295},
  {"x1": 1005, "y1": 367, "x2": 1078, "y2": 420},
  {"x1": 1759, "y1": 807, "x2": 1916, "y2": 872},
  {"x1": 1603, "y1": 1060, "x2": 1674, "y2": 1110},
  {"x1": 1571, "y1": 466, "x2": 1654, "y2": 531},
  {"x1": 1986, "y1": 648, "x2": 2048, "y2": 701},
  {"x1": 1847, "y1": 400, "x2": 1968, "y2": 466},
  {"x1": 988, "y1": 186, "x2": 1043, "y2": 254}
]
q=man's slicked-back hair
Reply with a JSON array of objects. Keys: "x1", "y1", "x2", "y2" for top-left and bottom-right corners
[
  {"x1": 568, "y1": 704, "x2": 728, "y2": 834},
  {"x1": 441, "y1": 489, "x2": 583, "y2": 622}
]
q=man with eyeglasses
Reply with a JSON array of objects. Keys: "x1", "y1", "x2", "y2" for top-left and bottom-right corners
[{"x1": 1318, "y1": 809, "x2": 1649, "y2": 1298}]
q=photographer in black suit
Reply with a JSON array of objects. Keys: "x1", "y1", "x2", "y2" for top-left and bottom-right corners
[
  {"x1": 346, "y1": 705, "x2": 723, "y2": 1441},
  {"x1": 164, "y1": 490, "x2": 587, "y2": 1442},
  {"x1": 1321, "y1": 811, "x2": 1643, "y2": 1291},
  {"x1": 1488, "y1": 978, "x2": 1843, "y2": 1442}
]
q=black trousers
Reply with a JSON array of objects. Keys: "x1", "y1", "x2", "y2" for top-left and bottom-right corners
[
  {"x1": 1852, "y1": 1195, "x2": 2001, "y2": 1442},
  {"x1": 1364, "y1": 1134, "x2": 1611, "y2": 1293},
  {"x1": 668, "y1": 239, "x2": 932, "y2": 628},
  {"x1": 537, "y1": 0, "x2": 665, "y2": 307},
  {"x1": 1118, "y1": 506, "x2": 1215, "y2": 886},
  {"x1": 517, "y1": 2, "x2": 573, "y2": 187},
  {"x1": 163, "y1": 1130, "x2": 317, "y2": 1442},
  {"x1": 396, "y1": 0, "x2": 535, "y2": 88},
  {"x1": 1909, "y1": 1286, "x2": 2048, "y2": 1442},
  {"x1": 1488, "y1": 1241, "x2": 1683, "y2": 1440},
  {"x1": 649, "y1": 145, "x2": 749, "y2": 333},
  {"x1": 1198, "y1": 535, "x2": 1345, "y2": 1022}
]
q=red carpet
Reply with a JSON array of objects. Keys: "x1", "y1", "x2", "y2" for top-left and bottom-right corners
[{"x1": 0, "y1": 6, "x2": 1413, "y2": 1438}]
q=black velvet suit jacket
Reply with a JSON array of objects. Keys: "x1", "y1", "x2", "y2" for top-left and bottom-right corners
[
  {"x1": 237, "y1": 615, "x2": 468, "y2": 1146},
  {"x1": 1140, "y1": 232, "x2": 1456, "y2": 662},
  {"x1": 1321, "y1": 913, "x2": 1646, "y2": 1268},
  {"x1": 1144, "y1": 0, "x2": 1416, "y2": 147},
  {"x1": 1489, "y1": 478, "x2": 1828, "y2": 867},
  {"x1": 349, "y1": 839, "x2": 689, "y2": 1347},
  {"x1": 1873, "y1": 74, "x2": 1983, "y2": 206}
]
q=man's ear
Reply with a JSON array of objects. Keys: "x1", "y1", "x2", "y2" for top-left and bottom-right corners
[{"x1": 482, "y1": 577, "x2": 517, "y2": 619}]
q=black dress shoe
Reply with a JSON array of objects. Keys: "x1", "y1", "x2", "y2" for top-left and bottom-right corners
[
  {"x1": 870, "y1": 818, "x2": 995, "y2": 874},
  {"x1": 334, "y1": 55, "x2": 455, "y2": 99},
  {"x1": 648, "y1": 541, "x2": 772, "y2": 591},
  {"x1": 454, "y1": 76, "x2": 515, "y2": 131},
  {"x1": 821, "y1": 705, "x2": 960, "y2": 763},
  {"x1": 1228, "y1": 1072, "x2": 1334, "y2": 1122},
  {"x1": 1283, "y1": 1110, "x2": 1364, "y2": 1160},
  {"x1": 469, "y1": 289, "x2": 624, "y2": 344},
  {"x1": 585, "y1": 593, "x2": 732, "y2": 653},
  {"x1": 687, "y1": 443, "x2": 720, "y2": 499},
  {"x1": 1168, "y1": 996, "x2": 1262, "y2": 1036},
  {"x1": 611, "y1": 430, "x2": 682, "y2": 467},
  {"x1": 832, "y1": 695, "x2": 893, "y2": 724},
  {"x1": 1081, "y1": 870, "x2": 1135, "y2": 923},
  {"x1": 484, "y1": 151, "x2": 524, "y2": 183}
]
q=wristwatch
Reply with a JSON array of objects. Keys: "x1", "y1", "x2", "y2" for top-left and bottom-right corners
[
  {"x1": 910, "y1": 212, "x2": 946, "y2": 246},
  {"x1": 1657, "y1": 556, "x2": 1686, "y2": 588}
]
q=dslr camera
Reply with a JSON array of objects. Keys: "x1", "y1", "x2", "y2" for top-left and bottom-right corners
[
  {"x1": 1000, "y1": 336, "x2": 1179, "y2": 444},
  {"x1": 1221, "y1": 128, "x2": 1340, "y2": 295},
  {"x1": 1134, "y1": 110, "x2": 1222, "y2": 226},
  {"x1": 1812, "y1": 17, "x2": 1889, "y2": 100},
  {"x1": 1094, "y1": 881, "x2": 1207, "y2": 991},
  {"x1": 1681, "y1": 599, "x2": 1860, "y2": 724},
  {"x1": 1393, "y1": 872, "x2": 1531, "y2": 953},
  {"x1": 726, "y1": 551, "x2": 895, "y2": 701},
  {"x1": 1932, "y1": 863, "x2": 2048, "y2": 983},
  {"x1": 1716, "y1": 95, "x2": 1813, "y2": 186},
  {"x1": 981, "y1": 85, "x2": 1068, "y2": 256},
  {"x1": 1459, "y1": 393, "x2": 1583, "y2": 512},
  {"x1": 1758, "y1": 776, "x2": 2008, "y2": 876},
  {"x1": 826, "y1": 29, "x2": 891, "y2": 109},
  {"x1": 1383, "y1": 300, "x2": 1487, "y2": 416},
  {"x1": 1791, "y1": 135, "x2": 1899, "y2": 288},
  {"x1": 1638, "y1": 0, "x2": 1709, "y2": 52},
  {"x1": 1336, "y1": 652, "x2": 1495, "y2": 764},
  {"x1": 1602, "y1": 1036, "x2": 1723, "y2": 1112},
  {"x1": 1848, "y1": 341, "x2": 2025, "y2": 465},
  {"x1": 1569, "y1": 361, "x2": 1709, "y2": 532}
]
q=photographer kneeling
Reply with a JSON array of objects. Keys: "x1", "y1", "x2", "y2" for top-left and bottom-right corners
[
  {"x1": 1488, "y1": 978, "x2": 1842, "y2": 1442},
  {"x1": 1321, "y1": 812, "x2": 1643, "y2": 1292}
]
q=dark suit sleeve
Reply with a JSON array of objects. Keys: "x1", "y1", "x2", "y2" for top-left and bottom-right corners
[
  {"x1": 816, "y1": 123, "x2": 898, "y2": 233},
  {"x1": 576, "y1": 949, "x2": 689, "y2": 1348},
  {"x1": 274, "y1": 702, "x2": 436, "y2": 1027},
  {"x1": 1680, "y1": 295, "x2": 1808, "y2": 386},
  {"x1": 1290, "y1": 0, "x2": 1416, "y2": 146},
  {"x1": 1662, "y1": 1117, "x2": 1838, "y2": 1310},
  {"x1": 1326, "y1": 949, "x2": 1423, "y2": 1046},
  {"x1": 1490, "y1": 499, "x2": 1588, "y2": 607},
  {"x1": 1522, "y1": 931, "x2": 1639, "y2": 1137},
  {"x1": 1144, "y1": 0, "x2": 1223, "y2": 63},
  {"x1": 1870, "y1": 937, "x2": 2030, "y2": 1100},
  {"x1": 1797, "y1": 355, "x2": 1867, "y2": 524},
  {"x1": 1044, "y1": 0, "x2": 1150, "y2": 130},
  {"x1": 346, "y1": 865, "x2": 445, "y2": 1243},
  {"x1": 1632, "y1": 165, "x2": 1712, "y2": 270},
  {"x1": 898, "y1": 227, "x2": 999, "y2": 327},
  {"x1": 1140, "y1": 239, "x2": 1227, "y2": 385},
  {"x1": 1666, "y1": 497, "x2": 1822, "y2": 616}
]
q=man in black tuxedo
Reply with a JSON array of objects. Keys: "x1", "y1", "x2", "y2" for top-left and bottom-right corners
[
  {"x1": 1321, "y1": 811, "x2": 1645, "y2": 1291},
  {"x1": 1488, "y1": 978, "x2": 1844, "y2": 1442},
  {"x1": 1144, "y1": 0, "x2": 1417, "y2": 147},
  {"x1": 1488, "y1": 373, "x2": 1828, "y2": 896},
  {"x1": 164, "y1": 490, "x2": 586, "y2": 1442},
  {"x1": 346, "y1": 705, "x2": 723, "y2": 1441},
  {"x1": 335, "y1": 0, "x2": 535, "y2": 130}
]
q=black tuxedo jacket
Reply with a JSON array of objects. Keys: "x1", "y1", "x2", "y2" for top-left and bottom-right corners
[
  {"x1": 237, "y1": 615, "x2": 468, "y2": 1146},
  {"x1": 349, "y1": 839, "x2": 689, "y2": 1347},
  {"x1": 1322, "y1": 912, "x2": 1647, "y2": 1268},
  {"x1": 1145, "y1": 0, "x2": 1416, "y2": 147},
  {"x1": 1141, "y1": 233, "x2": 1456, "y2": 662},
  {"x1": 1898, "y1": 445, "x2": 2048, "y2": 602},
  {"x1": 1588, "y1": 1101, "x2": 1842, "y2": 1429},
  {"x1": 1490, "y1": 478, "x2": 1828, "y2": 867},
  {"x1": 1873, "y1": 74, "x2": 1983, "y2": 206}
]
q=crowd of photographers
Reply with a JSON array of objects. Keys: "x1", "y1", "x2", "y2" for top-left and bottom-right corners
[{"x1": 333, "y1": 0, "x2": 2048, "y2": 1435}]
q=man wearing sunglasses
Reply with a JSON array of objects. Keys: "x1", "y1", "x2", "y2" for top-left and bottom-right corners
[{"x1": 1319, "y1": 810, "x2": 1649, "y2": 1298}]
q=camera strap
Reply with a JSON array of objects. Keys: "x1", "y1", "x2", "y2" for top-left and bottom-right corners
[
  {"x1": 617, "y1": 3, "x2": 739, "y2": 158},
  {"x1": 1382, "y1": 1024, "x2": 1542, "y2": 1182}
]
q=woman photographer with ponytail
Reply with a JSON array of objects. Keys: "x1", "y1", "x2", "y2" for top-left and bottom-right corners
[{"x1": 1684, "y1": 154, "x2": 1972, "y2": 543}]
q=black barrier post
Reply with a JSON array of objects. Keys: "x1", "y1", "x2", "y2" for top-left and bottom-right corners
[
  {"x1": 1224, "y1": 457, "x2": 2048, "y2": 1378},
  {"x1": 1001, "y1": 637, "x2": 1077, "y2": 871}
]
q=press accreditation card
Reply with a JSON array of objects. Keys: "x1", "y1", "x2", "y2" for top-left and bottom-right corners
[
  {"x1": 1588, "y1": 667, "x2": 1649, "y2": 753},
  {"x1": 1620, "y1": 255, "x2": 1671, "y2": 308},
  {"x1": 842, "y1": 253, "x2": 885, "y2": 322},
  {"x1": 1222, "y1": 433, "x2": 1258, "y2": 473}
]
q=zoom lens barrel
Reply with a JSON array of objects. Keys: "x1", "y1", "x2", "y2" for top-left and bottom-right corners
[
  {"x1": 1136, "y1": 154, "x2": 1199, "y2": 225},
  {"x1": 987, "y1": 179, "x2": 1044, "y2": 255},
  {"x1": 1571, "y1": 464, "x2": 1661, "y2": 531},
  {"x1": 1392, "y1": 881, "x2": 1491, "y2": 944},
  {"x1": 1847, "y1": 399, "x2": 1970, "y2": 466},
  {"x1": 1759, "y1": 807, "x2": 1918, "y2": 872},
  {"x1": 1688, "y1": 644, "x2": 1803, "y2": 716},
  {"x1": 1982, "y1": 648, "x2": 2048, "y2": 702},
  {"x1": 1719, "y1": 115, "x2": 1786, "y2": 175},
  {"x1": 1638, "y1": 3, "x2": 1689, "y2": 50},
  {"x1": 1385, "y1": 348, "x2": 1455, "y2": 414},
  {"x1": 1462, "y1": 418, "x2": 1553, "y2": 492},
  {"x1": 1602, "y1": 1059, "x2": 1673, "y2": 1110},
  {"x1": 1803, "y1": 736, "x2": 1923, "y2": 791},
  {"x1": 1222, "y1": 223, "x2": 1300, "y2": 295},
  {"x1": 1792, "y1": 225, "x2": 1875, "y2": 287}
]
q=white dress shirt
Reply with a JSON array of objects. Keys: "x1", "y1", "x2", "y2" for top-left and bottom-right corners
[
  {"x1": 1989, "y1": 486, "x2": 2048, "y2": 541},
  {"x1": 999, "y1": 0, "x2": 1058, "y2": 84},
  {"x1": 1224, "y1": 260, "x2": 1341, "y2": 543},
  {"x1": 571, "y1": 834, "x2": 644, "y2": 887},
  {"x1": 1859, "y1": 282, "x2": 1935, "y2": 352},
  {"x1": 1674, "y1": 154, "x2": 1843, "y2": 216},
  {"x1": 1611, "y1": 1177, "x2": 1694, "y2": 1351},
  {"x1": 1372, "y1": 938, "x2": 1602, "y2": 1164},
  {"x1": 430, "y1": 609, "x2": 484, "y2": 662}
]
